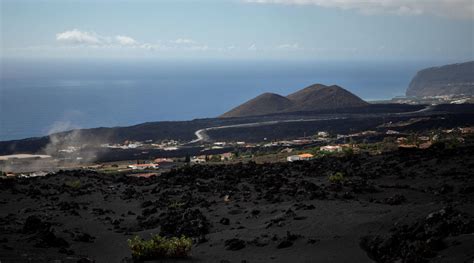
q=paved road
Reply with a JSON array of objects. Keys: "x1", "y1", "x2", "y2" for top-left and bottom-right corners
[
  {"x1": 189, "y1": 117, "x2": 346, "y2": 143},
  {"x1": 188, "y1": 105, "x2": 434, "y2": 143}
]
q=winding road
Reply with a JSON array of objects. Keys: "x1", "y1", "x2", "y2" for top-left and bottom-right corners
[
  {"x1": 188, "y1": 105, "x2": 435, "y2": 144},
  {"x1": 189, "y1": 117, "x2": 347, "y2": 144}
]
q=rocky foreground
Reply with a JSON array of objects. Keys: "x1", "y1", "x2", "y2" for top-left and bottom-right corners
[{"x1": 1, "y1": 144, "x2": 474, "y2": 262}]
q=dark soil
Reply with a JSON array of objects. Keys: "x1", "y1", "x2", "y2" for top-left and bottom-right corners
[{"x1": 1, "y1": 144, "x2": 473, "y2": 262}]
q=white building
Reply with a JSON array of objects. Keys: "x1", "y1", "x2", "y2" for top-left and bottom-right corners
[
  {"x1": 287, "y1": 155, "x2": 301, "y2": 162},
  {"x1": 320, "y1": 145, "x2": 343, "y2": 153},
  {"x1": 287, "y1": 153, "x2": 314, "y2": 162},
  {"x1": 191, "y1": 156, "x2": 206, "y2": 164},
  {"x1": 317, "y1": 131, "x2": 329, "y2": 138}
]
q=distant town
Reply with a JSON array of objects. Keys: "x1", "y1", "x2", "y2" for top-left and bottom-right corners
[{"x1": 2, "y1": 123, "x2": 473, "y2": 179}]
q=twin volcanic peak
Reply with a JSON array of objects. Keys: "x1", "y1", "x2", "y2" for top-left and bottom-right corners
[{"x1": 220, "y1": 84, "x2": 369, "y2": 118}]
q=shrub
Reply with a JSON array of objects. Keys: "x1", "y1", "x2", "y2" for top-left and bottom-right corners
[
  {"x1": 168, "y1": 201, "x2": 185, "y2": 209},
  {"x1": 328, "y1": 172, "x2": 344, "y2": 184},
  {"x1": 64, "y1": 179, "x2": 81, "y2": 189},
  {"x1": 128, "y1": 234, "x2": 192, "y2": 260}
]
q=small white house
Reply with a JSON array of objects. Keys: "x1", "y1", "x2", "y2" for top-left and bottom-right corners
[
  {"x1": 191, "y1": 156, "x2": 206, "y2": 164},
  {"x1": 287, "y1": 155, "x2": 301, "y2": 162},
  {"x1": 287, "y1": 153, "x2": 314, "y2": 162},
  {"x1": 220, "y1": 152, "x2": 233, "y2": 161},
  {"x1": 320, "y1": 145, "x2": 343, "y2": 153},
  {"x1": 317, "y1": 131, "x2": 329, "y2": 138}
]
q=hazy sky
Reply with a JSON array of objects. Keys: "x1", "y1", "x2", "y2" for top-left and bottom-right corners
[{"x1": 1, "y1": 0, "x2": 473, "y2": 60}]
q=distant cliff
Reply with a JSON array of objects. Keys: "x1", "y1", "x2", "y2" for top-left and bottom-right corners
[
  {"x1": 407, "y1": 61, "x2": 474, "y2": 98},
  {"x1": 220, "y1": 84, "x2": 368, "y2": 118}
]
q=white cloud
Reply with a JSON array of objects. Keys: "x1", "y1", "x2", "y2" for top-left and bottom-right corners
[
  {"x1": 115, "y1": 35, "x2": 138, "y2": 46},
  {"x1": 277, "y1": 43, "x2": 300, "y2": 50},
  {"x1": 56, "y1": 29, "x2": 139, "y2": 47},
  {"x1": 170, "y1": 38, "x2": 197, "y2": 45},
  {"x1": 248, "y1": 44, "x2": 258, "y2": 51},
  {"x1": 244, "y1": 0, "x2": 474, "y2": 19},
  {"x1": 188, "y1": 44, "x2": 209, "y2": 51},
  {"x1": 56, "y1": 29, "x2": 102, "y2": 45}
]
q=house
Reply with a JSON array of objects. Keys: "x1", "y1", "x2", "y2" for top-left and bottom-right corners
[
  {"x1": 191, "y1": 156, "x2": 206, "y2": 164},
  {"x1": 287, "y1": 153, "x2": 314, "y2": 162},
  {"x1": 280, "y1": 147, "x2": 293, "y2": 153},
  {"x1": 397, "y1": 137, "x2": 408, "y2": 144},
  {"x1": 320, "y1": 145, "x2": 343, "y2": 153},
  {"x1": 128, "y1": 163, "x2": 159, "y2": 170},
  {"x1": 298, "y1": 153, "x2": 314, "y2": 161},
  {"x1": 220, "y1": 152, "x2": 233, "y2": 161},
  {"x1": 386, "y1": 130, "x2": 400, "y2": 135},
  {"x1": 163, "y1": 146, "x2": 179, "y2": 151},
  {"x1": 287, "y1": 155, "x2": 301, "y2": 162},
  {"x1": 461, "y1": 127, "x2": 474, "y2": 134},
  {"x1": 317, "y1": 131, "x2": 329, "y2": 138},
  {"x1": 154, "y1": 158, "x2": 174, "y2": 167}
]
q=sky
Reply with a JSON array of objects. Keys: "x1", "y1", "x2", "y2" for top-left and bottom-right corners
[{"x1": 0, "y1": 0, "x2": 473, "y2": 61}]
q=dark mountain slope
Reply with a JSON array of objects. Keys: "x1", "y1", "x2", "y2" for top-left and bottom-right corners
[
  {"x1": 285, "y1": 84, "x2": 369, "y2": 112},
  {"x1": 220, "y1": 93, "x2": 294, "y2": 118},
  {"x1": 407, "y1": 61, "x2": 474, "y2": 97},
  {"x1": 220, "y1": 84, "x2": 368, "y2": 118}
]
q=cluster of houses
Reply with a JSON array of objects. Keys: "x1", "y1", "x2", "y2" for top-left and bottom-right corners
[
  {"x1": 102, "y1": 141, "x2": 144, "y2": 149},
  {"x1": 286, "y1": 144, "x2": 348, "y2": 162},
  {"x1": 191, "y1": 152, "x2": 234, "y2": 164},
  {"x1": 102, "y1": 140, "x2": 183, "y2": 151}
]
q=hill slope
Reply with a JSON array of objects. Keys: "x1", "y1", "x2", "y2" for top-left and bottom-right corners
[
  {"x1": 220, "y1": 84, "x2": 368, "y2": 118},
  {"x1": 286, "y1": 84, "x2": 369, "y2": 112},
  {"x1": 220, "y1": 93, "x2": 294, "y2": 118},
  {"x1": 407, "y1": 61, "x2": 474, "y2": 97}
]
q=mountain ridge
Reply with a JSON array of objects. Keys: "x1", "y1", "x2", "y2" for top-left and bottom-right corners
[
  {"x1": 220, "y1": 84, "x2": 369, "y2": 118},
  {"x1": 407, "y1": 61, "x2": 474, "y2": 97}
]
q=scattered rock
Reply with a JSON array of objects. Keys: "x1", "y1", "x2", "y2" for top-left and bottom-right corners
[
  {"x1": 277, "y1": 240, "x2": 293, "y2": 249},
  {"x1": 220, "y1": 217, "x2": 230, "y2": 225},
  {"x1": 225, "y1": 238, "x2": 246, "y2": 251},
  {"x1": 160, "y1": 208, "x2": 210, "y2": 239},
  {"x1": 73, "y1": 232, "x2": 95, "y2": 243},
  {"x1": 383, "y1": 194, "x2": 406, "y2": 205},
  {"x1": 360, "y1": 207, "x2": 474, "y2": 262}
]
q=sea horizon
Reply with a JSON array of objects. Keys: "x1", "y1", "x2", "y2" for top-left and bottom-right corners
[{"x1": 0, "y1": 58, "x2": 462, "y2": 141}]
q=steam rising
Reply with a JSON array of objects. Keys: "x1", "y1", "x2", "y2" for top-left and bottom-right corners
[{"x1": 1, "y1": 120, "x2": 112, "y2": 173}]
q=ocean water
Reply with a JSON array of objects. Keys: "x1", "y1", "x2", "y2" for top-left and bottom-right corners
[{"x1": 0, "y1": 59, "x2": 443, "y2": 141}]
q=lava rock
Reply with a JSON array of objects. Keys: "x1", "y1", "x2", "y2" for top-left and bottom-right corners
[
  {"x1": 220, "y1": 217, "x2": 230, "y2": 225},
  {"x1": 225, "y1": 238, "x2": 246, "y2": 251}
]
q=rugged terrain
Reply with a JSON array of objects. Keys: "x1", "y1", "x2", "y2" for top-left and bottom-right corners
[
  {"x1": 407, "y1": 61, "x2": 474, "y2": 98},
  {"x1": 1, "y1": 142, "x2": 473, "y2": 262},
  {"x1": 4, "y1": 104, "x2": 472, "y2": 156}
]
